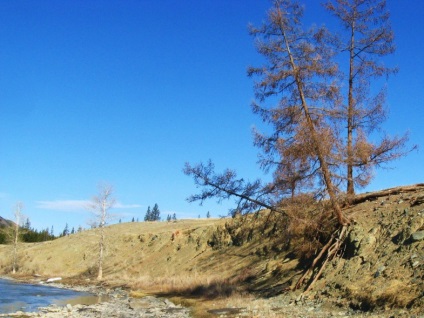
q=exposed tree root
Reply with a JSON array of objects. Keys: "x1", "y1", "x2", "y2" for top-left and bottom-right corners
[
  {"x1": 294, "y1": 225, "x2": 349, "y2": 292},
  {"x1": 293, "y1": 184, "x2": 424, "y2": 293}
]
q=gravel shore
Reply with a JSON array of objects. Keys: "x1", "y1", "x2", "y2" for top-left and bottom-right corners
[{"x1": 0, "y1": 283, "x2": 191, "y2": 318}]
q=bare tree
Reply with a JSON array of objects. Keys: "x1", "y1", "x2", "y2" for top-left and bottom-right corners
[
  {"x1": 12, "y1": 202, "x2": 24, "y2": 274},
  {"x1": 325, "y1": 0, "x2": 410, "y2": 196},
  {"x1": 88, "y1": 183, "x2": 115, "y2": 280}
]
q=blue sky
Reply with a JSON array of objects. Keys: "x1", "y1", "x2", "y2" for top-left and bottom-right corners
[{"x1": 0, "y1": 1, "x2": 423, "y2": 234}]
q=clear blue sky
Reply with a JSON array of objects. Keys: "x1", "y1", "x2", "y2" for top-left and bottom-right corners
[{"x1": 0, "y1": 1, "x2": 423, "y2": 234}]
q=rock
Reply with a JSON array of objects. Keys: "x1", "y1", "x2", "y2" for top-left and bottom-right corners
[
  {"x1": 46, "y1": 277, "x2": 62, "y2": 283},
  {"x1": 6, "y1": 295, "x2": 192, "y2": 318},
  {"x1": 128, "y1": 298, "x2": 153, "y2": 310},
  {"x1": 411, "y1": 261, "x2": 420, "y2": 268},
  {"x1": 411, "y1": 230, "x2": 424, "y2": 242}
]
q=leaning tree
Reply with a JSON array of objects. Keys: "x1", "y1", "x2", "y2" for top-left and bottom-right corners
[
  {"x1": 186, "y1": 0, "x2": 348, "y2": 224},
  {"x1": 185, "y1": 0, "x2": 409, "y2": 291},
  {"x1": 185, "y1": 0, "x2": 349, "y2": 290}
]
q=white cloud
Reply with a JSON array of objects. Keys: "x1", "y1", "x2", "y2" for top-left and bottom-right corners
[
  {"x1": 36, "y1": 200, "x2": 141, "y2": 212},
  {"x1": 36, "y1": 200, "x2": 89, "y2": 211},
  {"x1": 114, "y1": 202, "x2": 142, "y2": 209}
]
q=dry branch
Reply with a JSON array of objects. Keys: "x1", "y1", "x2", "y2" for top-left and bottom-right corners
[{"x1": 346, "y1": 184, "x2": 424, "y2": 206}]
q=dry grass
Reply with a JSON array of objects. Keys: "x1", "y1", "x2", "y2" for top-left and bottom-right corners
[
  {"x1": 126, "y1": 274, "x2": 223, "y2": 294},
  {"x1": 345, "y1": 276, "x2": 418, "y2": 311},
  {"x1": 123, "y1": 272, "x2": 256, "y2": 318}
]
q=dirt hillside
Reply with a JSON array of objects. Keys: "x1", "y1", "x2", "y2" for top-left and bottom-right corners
[
  {"x1": 0, "y1": 216, "x2": 13, "y2": 228},
  {"x1": 0, "y1": 184, "x2": 423, "y2": 315}
]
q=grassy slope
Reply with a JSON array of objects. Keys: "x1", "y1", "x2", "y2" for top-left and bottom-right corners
[{"x1": 0, "y1": 219, "x2": 227, "y2": 279}]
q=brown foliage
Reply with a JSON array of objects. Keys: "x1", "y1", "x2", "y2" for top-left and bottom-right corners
[
  {"x1": 325, "y1": 0, "x2": 410, "y2": 195},
  {"x1": 249, "y1": 0, "x2": 348, "y2": 225}
]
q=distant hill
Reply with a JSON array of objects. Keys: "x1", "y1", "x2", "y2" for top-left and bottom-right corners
[
  {"x1": 0, "y1": 216, "x2": 54, "y2": 243},
  {"x1": 0, "y1": 216, "x2": 13, "y2": 228}
]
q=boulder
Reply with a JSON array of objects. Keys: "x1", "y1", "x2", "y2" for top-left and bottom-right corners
[{"x1": 411, "y1": 230, "x2": 424, "y2": 242}]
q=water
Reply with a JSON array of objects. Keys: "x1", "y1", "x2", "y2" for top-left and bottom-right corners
[{"x1": 0, "y1": 278, "x2": 105, "y2": 314}]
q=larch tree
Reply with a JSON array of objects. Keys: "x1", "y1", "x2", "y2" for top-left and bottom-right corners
[
  {"x1": 186, "y1": 0, "x2": 348, "y2": 225},
  {"x1": 325, "y1": 0, "x2": 409, "y2": 196},
  {"x1": 185, "y1": 0, "x2": 348, "y2": 225},
  {"x1": 88, "y1": 183, "x2": 115, "y2": 280},
  {"x1": 247, "y1": 0, "x2": 350, "y2": 226},
  {"x1": 184, "y1": 0, "x2": 352, "y2": 291},
  {"x1": 184, "y1": 0, "x2": 413, "y2": 291}
]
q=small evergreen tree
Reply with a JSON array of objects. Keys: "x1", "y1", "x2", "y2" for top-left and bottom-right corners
[
  {"x1": 172, "y1": 213, "x2": 177, "y2": 221},
  {"x1": 132, "y1": 217, "x2": 135, "y2": 222},
  {"x1": 206, "y1": 211, "x2": 211, "y2": 218},
  {"x1": 151, "y1": 204, "x2": 160, "y2": 221},
  {"x1": 62, "y1": 223, "x2": 69, "y2": 236},
  {"x1": 24, "y1": 218, "x2": 31, "y2": 230},
  {"x1": 144, "y1": 206, "x2": 151, "y2": 221},
  {"x1": 166, "y1": 214, "x2": 171, "y2": 222}
]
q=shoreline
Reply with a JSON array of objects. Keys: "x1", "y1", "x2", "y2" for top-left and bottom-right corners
[
  {"x1": 0, "y1": 276, "x2": 191, "y2": 318},
  {"x1": 0, "y1": 275, "x2": 420, "y2": 317}
]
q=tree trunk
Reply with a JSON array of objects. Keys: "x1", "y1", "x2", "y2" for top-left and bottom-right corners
[
  {"x1": 12, "y1": 222, "x2": 18, "y2": 274},
  {"x1": 346, "y1": 19, "x2": 356, "y2": 197},
  {"x1": 97, "y1": 226, "x2": 104, "y2": 280},
  {"x1": 12, "y1": 205, "x2": 21, "y2": 274},
  {"x1": 282, "y1": 27, "x2": 349, "y2": 226}
]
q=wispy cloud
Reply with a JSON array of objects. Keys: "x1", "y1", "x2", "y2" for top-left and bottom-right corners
[
  {"x1": 114, "y1": 202, "x2": 142, "y2": 209},
  {"x1": 36, "y1": 200, "x2": 89, "y2": 211},
  {"x1": 0, "y1": 192, "x2": 9, "y2": 200},
  {"x1": 36, "y1": 200, "x2": 141, "y2": 212}
]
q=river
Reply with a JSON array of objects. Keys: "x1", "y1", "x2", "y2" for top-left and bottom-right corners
[{"x1": 0, "y1": 278, "x2": 103, "y2": 314}]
